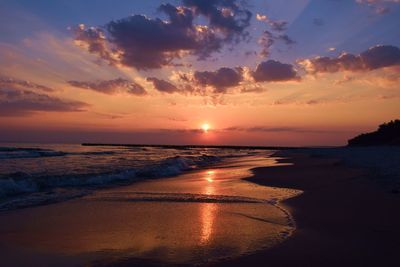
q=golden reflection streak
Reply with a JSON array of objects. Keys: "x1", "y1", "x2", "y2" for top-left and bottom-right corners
[
  {"x1": 204, "y1": 170, "x2": 215, "y2": 195},
  {"x1": 206, "y1": 170, "x2": 215, "y2": 183},
  {"x1": 200, "y1": 203, "x2": 217, "y2": 245},
  {"x1": 200, "y1": 170, "x2": 218, "y2": 245}
]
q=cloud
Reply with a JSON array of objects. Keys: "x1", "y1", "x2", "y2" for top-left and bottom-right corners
[
  {"x1": 298, "y1": 45, "x2": 400, "y2": 74},
  {"x1": 223, "y1": 126, "x2": 338, "y2": 134},
  {"x1": 256, "y1": 14, "x2": 294, "y2": 57},
  {"x1": 72, "y1": 0, "x2": 252, "y2": 70},
  {"x1": 0, "y1": 88, "x2": 87, "y2": 116},
  {"x1": 0, "y1": 74, "x2": 87, "y2": 116},
  {"x1": 68, "y1": 78, "x2": 147, "y2": 95},
  {"x1": 278, "y1": 34, "x2": 296, "y2": 45},
  {"x1": 147, "y1": 77, "x2": 180, "y2": 94},
  {"x1": 375, "y1": 6, "x2": 391, "y2": 13},
  {"x1": 258, "y1": 30, "x2": 274, "y2": 57},
  {"x1": 192, "y1": 67, "x2": 243, "y2": 93},
  {"x1": 356, "y1": 0, "x2": 400, "y2": 4},
  {"x1": 183, "y1": 0, "x2": 252, "y2": 37},
  {"x1": 70, "y1": 24, "x2": 119, "y2": 65},
  {"x1": 355, "y1": 0, "x2": 400, "y2": 14},
  {"x1": 252, "y1": 60, "x2": 299, "y2": 82},
  {"x1": 256, "y1": 14, "x2": 288, "y2": 31},
  {"x1": 0, "y1": 75, "x2": 54, "y2": 92}
]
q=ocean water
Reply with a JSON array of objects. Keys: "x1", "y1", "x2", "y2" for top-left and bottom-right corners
[
  {"x1": 0, "y1": 153, "x2": 301, "y2": 266},
  {"x1": 0, "y1": 143, "x2": 265, "y2": 210}
]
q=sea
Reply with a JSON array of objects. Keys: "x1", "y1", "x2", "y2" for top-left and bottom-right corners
[{"x1": 0, "y1": 143, "x2": 266, "y2": 210}]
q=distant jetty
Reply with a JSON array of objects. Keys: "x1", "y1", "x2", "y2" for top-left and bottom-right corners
[{"x1": 348, "y1": 120, "x2": 400, "y2": 146}]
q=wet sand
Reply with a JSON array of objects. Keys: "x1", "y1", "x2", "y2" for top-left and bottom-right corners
[
  {"x1": 0, "y1": 154, "x2": 300, "y2": 266},
  {"x1": 212, "y1": 151, "x2": 400, "y2": 267},
  {"x1": 2, "y1": 151, "x2": 399, "y2": 266}
]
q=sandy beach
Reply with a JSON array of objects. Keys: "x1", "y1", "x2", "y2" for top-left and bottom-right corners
[
  {"x1": 212, "y1": 150, "x2": 400, "y2": 267},
  {"x1": 2, "y1": 0, "x2": 399, "y2": 265},
  {"x1": 0, "y1": 153, "x2": 300, "y2": 266},
  {"x1": 1, "y1": 149, "x2": 399, "y2": 266}
]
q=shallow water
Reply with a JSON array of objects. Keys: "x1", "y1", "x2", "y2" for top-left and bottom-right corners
[
  {"x1": 0, "y1": 143, "x2": 263, "y2": 208},
  {"x1": 0, "y1": 155, "x2": 301, "y2": 266}
]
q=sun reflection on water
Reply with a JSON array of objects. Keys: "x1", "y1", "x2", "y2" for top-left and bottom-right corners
[
  {"x1": 205, "y1": 170, "x2": 215, "y2": 183},
  {"x1": 199, "y1": 169, "x2": 218, "y2": 245},
  {"x1": 200, "y1": 203, "x2": 217, "y2": 245},
  {"x1": 204, "y1": 170, "x2": 216, "y2": 195}
]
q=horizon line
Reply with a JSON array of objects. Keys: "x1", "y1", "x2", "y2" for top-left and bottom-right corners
[{"x1": 81, "y1": 143, "x2": 341, "y2": 150}]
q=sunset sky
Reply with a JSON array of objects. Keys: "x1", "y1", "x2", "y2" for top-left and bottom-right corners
[{"x1": 0, "y1": 0, "x2": 399, "y2": 146}]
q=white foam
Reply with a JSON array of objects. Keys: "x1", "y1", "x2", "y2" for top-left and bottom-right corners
[{"x1": 0, "y1": 154, "x2": 221, "y2": 203}]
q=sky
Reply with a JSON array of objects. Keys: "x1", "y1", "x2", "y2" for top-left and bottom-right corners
[{"x1": 0, "y1": 0, "x2": 399, "y2": 146}]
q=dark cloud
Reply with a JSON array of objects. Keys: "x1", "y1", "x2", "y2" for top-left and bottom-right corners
[
  {"x1": 193, "y1": 67, "x2": 243, "y2": 93},
  {"x1": 256, "y1": 14, "x2": 288, "y2": 32},
  {"x1": 68, "y1": 78, "x2": 147, "y2": 95},
  {"x1": 361, "y1": 45, "x2": 400, "y2": 69},
  {"x1": 71, "y1": 24, "x2": 117, "y2": 65},
  {"x1": 256, "y1": 14, "x2": 295, "y2": 58},
  {"x1": 278, "y1": 34, "x2": 296, "y2": 45},
  {"x1": 300, "y1": 45, "x2": 400, "y2": 73},
  {"x1": 0, "y1": 88, "x2": 87, "y2": 116},
  {"x1": 252, "y1": 60, "x2": 299, "y2": 82},
  {"x1": 269, "y1": 20, "x2": 288, "y2": 32},
  {"x1": 244, "y1": 50, "x2": 257, "y2": 56},
  {"x1": 105, "y1": 10, "x2": 203, "y2": 69},
  {"x1": 147, "y1": 77, "x2": 180, "y2": 94},
  {"x1": 182, "y1": 0, "x2": 252, "y2": 38},
  {"x1": 259, "y1": 30, "x2": 274, "y2": 57},
  {"x1": 73, "y1": 0, "x2": 252, "y2": 70},
  {"x1": 0, "y1": 76, "x2": 54, "y2": 92}
]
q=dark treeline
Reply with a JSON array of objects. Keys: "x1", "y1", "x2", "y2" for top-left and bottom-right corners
[{"x1": 348, "y1": 120, "x2": 400, "y2": 146}]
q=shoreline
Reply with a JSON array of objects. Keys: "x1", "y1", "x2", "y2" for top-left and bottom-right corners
[
  {"x1": 0, "y1": 154, "x2": 297, "y2": 267},
  {"x1": 1, "y1": 150, "x2": 399, "y2": 266},
  {"x1": 211, "y1": 150, "x2": 400, "y2": 267}
]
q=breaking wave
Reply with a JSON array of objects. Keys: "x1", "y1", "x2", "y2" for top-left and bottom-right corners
[{"x1": 0, "y1": 154, "x2": 221, "y2": 200}]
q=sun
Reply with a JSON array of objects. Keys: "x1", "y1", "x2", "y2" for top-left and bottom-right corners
[{"x1": 201, "y1": 123, "x2": 210, "y2": 133}]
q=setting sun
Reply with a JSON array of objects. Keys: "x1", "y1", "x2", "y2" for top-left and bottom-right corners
[
  {"x1": 201, "y1": 123, "x2": 210, "y2": 133},
  {"x1": 0, "y1": 1, "x2": 399, "y2": 266}
]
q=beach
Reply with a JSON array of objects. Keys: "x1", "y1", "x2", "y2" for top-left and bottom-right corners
[
  {"x1": 213, "y1": 149, "x2": 400, "y2": 267},
  {"x1": 0, "y1": 151, "x2": 299, "y2": 266},
  {"x1": 2, "y1": 0, "x2": 399, "y2": 265},
  {"x1": 0, "y1": 147, "x2": 399, "y2": 266}
]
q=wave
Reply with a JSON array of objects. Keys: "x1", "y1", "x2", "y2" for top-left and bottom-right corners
[
  {"x1": 0, "y1": 146, "x2": 117, "y2": 159},
  {"x1": 0, "y1": 189, "x2": 88, "y2": 211},
  {"x1": 0, "y1": 147, "x2": 66, "y2": 159},
  {"x1": 89, "y1": 191, "x2": 268, "y2": 204},
  {"x1": 0, "y1": 154, "x2": 221, "y2": 200}
]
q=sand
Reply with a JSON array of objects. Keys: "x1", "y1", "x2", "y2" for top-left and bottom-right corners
[
  {"x1": 1, "y1": 150, "x2": 399, "y2": 266},
  {"x1": 0, "y1": 155, "x2": 299, "y2": 266},
  {"x1": 211, "y1": 151, "x2": 400, "y2": 267}
]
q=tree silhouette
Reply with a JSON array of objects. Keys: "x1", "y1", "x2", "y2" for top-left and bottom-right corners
[{"x1": 348, "y1": 120, "x2": 400, "y2": 146}]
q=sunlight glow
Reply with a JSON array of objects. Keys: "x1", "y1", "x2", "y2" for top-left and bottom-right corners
[
  {"x1": 206, "y1": 170, "x2": 215, "y2": 182},
  {"x1": 201, "y1": 123, "x2": 210, "y2": 133}
]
